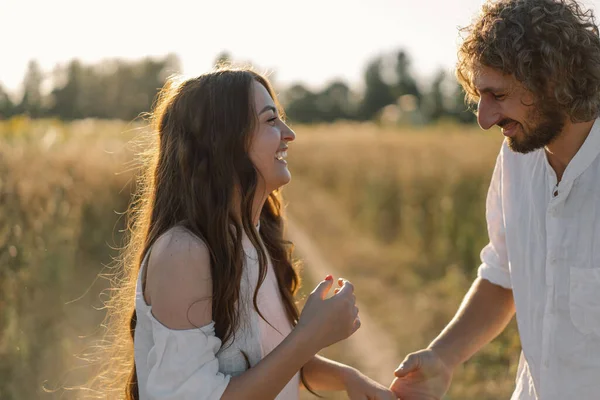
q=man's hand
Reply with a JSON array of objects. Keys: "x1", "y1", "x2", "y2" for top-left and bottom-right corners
[{"x1": 389, "y1": 349, "x2": 453, "y2": 400}]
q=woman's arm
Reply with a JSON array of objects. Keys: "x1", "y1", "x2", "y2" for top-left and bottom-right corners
[
  {"x1": 223, "y1": 279, "x2": 361, "y2": 400},
  {"x1": 223, "y1": 328, "x2": 321, "y2": 398},
  {"x1": 301, "y1": 355, "x2": 353, "y2": 391},
  {"x1": 146, "y1": 230, "x2": 360, "y2": 400},
  {"x1": 301, "y1": 355, "x2": 396, "y2": 399}
]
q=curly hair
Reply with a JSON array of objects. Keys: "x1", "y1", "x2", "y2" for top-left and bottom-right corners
[{"x1": 457, "y1": 0, "x2": 600, "y2": 122}]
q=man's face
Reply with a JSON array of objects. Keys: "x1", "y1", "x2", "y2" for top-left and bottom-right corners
[{"x1": 474, "y1": 65, "x2": 565, "y2": 153}]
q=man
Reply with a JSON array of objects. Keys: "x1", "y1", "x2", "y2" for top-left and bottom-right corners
[{"x1": 389, "y1": 0, "x2": 600, "y2": 399}]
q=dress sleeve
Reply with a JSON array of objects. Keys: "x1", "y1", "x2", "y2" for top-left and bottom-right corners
[{"x1": 144, "y1": 314, "x2": 231, "y2": 400}]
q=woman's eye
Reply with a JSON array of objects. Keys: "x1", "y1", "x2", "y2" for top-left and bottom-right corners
[
  {"x1": 267, "y1": 117, "x2": 277, "y2": 125},
  {"x1": 494, "y1": 94, "x2": 506, "y2": 101}
]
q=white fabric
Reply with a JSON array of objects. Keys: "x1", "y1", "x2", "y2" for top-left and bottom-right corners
[
  {"x1": 134, "y1": 227, "x2": 300, "y2": 399},
  {"x1": 478, "y1": 119, "x2": 600, "y2": 400}
]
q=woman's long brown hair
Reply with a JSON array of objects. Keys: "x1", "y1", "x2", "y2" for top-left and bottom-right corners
[{"x1": 92, "y1": 67, "x2": 313, "y2": 399}]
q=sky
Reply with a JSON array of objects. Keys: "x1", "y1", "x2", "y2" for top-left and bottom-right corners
[{"x1": 3, "y1": 0, "x2": 600, "y2": 95}]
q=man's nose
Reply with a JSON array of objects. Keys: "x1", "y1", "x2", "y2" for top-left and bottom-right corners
[{"x1": 477, "y1": 97, "x2": 502, "y2": 130}]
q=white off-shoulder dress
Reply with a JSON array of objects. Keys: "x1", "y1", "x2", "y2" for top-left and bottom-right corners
[{"x1": 133, "y1": 226, "x2": 300, "y2": 400}]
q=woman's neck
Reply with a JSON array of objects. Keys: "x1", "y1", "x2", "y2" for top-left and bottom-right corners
[{"x1": 232, "y1": 185, "x2": 269, "y2": 227}]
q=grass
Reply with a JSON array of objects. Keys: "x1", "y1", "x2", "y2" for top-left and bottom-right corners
[
  {"x1": 1, "y1": 118, "x2": 520, "y2": 399},
  {"x1": 284, "y1": 122, "x2": 520, "y2": 399}
]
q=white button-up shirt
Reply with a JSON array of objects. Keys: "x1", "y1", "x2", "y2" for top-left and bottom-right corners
[{"x1": 478, "y1": 119, "x2": 600, "y2": 400}]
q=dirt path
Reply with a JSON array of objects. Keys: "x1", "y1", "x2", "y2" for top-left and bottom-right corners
[{"x1": 286, "y1": 218, "x2": 400, "y2": 387}]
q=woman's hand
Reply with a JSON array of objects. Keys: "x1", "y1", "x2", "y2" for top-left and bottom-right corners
[
  {"x1": 297, "y1": 276, "x2": 360, "y2": 351},
  {"x1": 343, "y1": 368, "x2": 398, "y2": 400}
]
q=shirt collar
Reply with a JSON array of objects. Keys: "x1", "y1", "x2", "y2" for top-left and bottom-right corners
[{"x1": 559, "y1": 117, "x2": 600, "y2": 183}]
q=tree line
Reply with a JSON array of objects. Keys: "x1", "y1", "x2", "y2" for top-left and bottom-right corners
[{"x1": 0, "y1": 51, "x2": 476, "y2": 125}]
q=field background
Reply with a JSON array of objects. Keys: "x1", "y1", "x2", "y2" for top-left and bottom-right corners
[{"x1": 0, "y1": 117, "x2": 521, "y2": 399}]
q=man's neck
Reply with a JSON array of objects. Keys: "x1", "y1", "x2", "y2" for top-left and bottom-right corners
[{"x1": 545, "y1": 119, "x2": 595, "y2": 182}]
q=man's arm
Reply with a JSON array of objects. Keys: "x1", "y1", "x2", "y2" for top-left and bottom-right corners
[
  {"x1": 392, "y1": 144, "x2": 513, "y2": 399},
  {"x1": 427, "y1": 277, "x2": 515, "y2": 369},
  {"x1": 390, "y1": 277, "x2": 514, "y2": 399},
  {"x1": 427, "y1": 145, "x2": 515, "y2": 368}
]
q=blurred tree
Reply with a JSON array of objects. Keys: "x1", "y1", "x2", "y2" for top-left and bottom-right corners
[
  {"x1": 450, "y1": 82, "x2": 477, "y2": 124},
  {"x1": 282, "y1": 84, "x2": 320, "y2": 123},
  {"x1": 316, "y1": 80, "x2": 356, "y2": 121},
  {"x1": 359, "y1": 56, "x2": 395, "y2": 120},
  {"x1": 2, "y1": 50, "x2": 480, "y2": 125},
  {"x1": 49, "y1": 60, "x2": 84, "y2": 119},
  {"x1": 282, "y1": 80, "x2": 358, "y2": 124},
  {"x1": 422, "y1": 69, "x2": 447, "y2": 122},
  {"x1": 163, "y1": 53, "x2": 182, "y2": 78},
  {"x1": 394, "y1": 51, "x2": 422, "y2": 106},
  {"x1": 16, "y1": 60, "x2": 44, "y2": 117},
  {"x1": 47, "y1": 54, "x2": 182, "y2": 120},
  {"x1": 214, "y1": 51, "x2": 232, "y2": 67},
  {"x1": 0, "y1": 84, "x2": 14, "y2": 119}
]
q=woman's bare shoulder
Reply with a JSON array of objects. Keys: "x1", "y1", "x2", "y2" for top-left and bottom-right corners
[{"x1": 145, "y1": 226, "x2": 213, "y2": 330}]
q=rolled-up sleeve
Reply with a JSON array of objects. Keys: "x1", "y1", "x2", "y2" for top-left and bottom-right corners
[
  {"x1": 477, "y1": 144, "x2": 512, "y2": 290},
  {"x1": 145, "y1": 319, "x2": 230, "y2": 400}
]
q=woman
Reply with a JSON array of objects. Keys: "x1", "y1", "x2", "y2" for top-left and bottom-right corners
[{"x1": 100, "y1": 66, "x2": 396, "y2": 400}]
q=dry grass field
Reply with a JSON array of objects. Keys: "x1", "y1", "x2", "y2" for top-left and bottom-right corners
[{"x1": 1, "y1": 118, "x2": 520, "y2": 399}]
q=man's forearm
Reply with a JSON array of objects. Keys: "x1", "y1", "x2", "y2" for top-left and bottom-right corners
[{"x1": 428, "y1": 277, "x2": 515, "y2": 369}]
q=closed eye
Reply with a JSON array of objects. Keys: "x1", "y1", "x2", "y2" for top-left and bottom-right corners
[{"x1": 493, "y1": 94, "x2": 506, "y2": 101}]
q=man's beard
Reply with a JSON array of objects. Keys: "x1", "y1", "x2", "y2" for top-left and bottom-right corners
[{"x1": 503, "y1": 102, "x2": 565, "y2": 154}]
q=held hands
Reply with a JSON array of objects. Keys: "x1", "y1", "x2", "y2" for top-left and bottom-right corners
[
  {"x1": 299, "y1": 277, "x2": 397, "y2": 399},
  {"x1": 298, "y1": 275, "x2": 361, "y2": 351},
  {"x1": 389, "y1": 349, "x2": 453, "y2": 400},
  {"x1": 298, "y1": 278, "x2": 454, "y2": 400}
]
